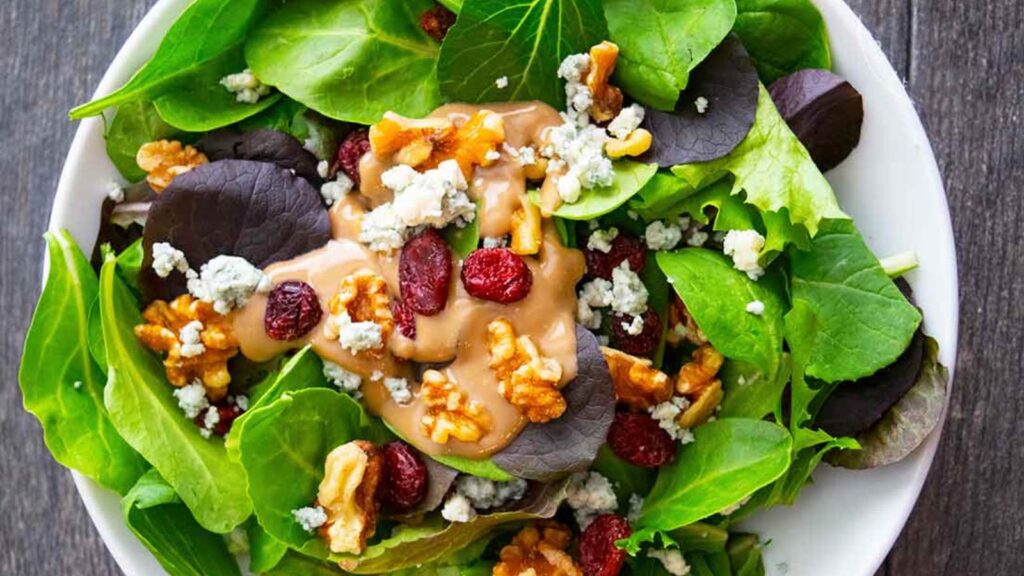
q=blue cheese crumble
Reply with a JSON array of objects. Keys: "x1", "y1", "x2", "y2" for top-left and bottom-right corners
[
  {"x1": 360, "y1": 160, "x2": 476, "y2": 252},
  {"x1": 186, "y1": 255, "x2": 272, "y2": 315},
  {"x1": 441, "y1": 493, "x2": 476, "y2": 523},
  {"x1": 178, "y1": 320, "x2": 205, "y2": 358},
  {"x1": 325, "y1": 312, "x2": 384, "y2": 354},
  {"x1": 587, "y1": 227, "x2": 619, "y2": 253},
  {"x1": 219, "y1": 69, "x2": 272, "y2": 104},
  {"x1": 292, "y1": 506, "x2": 328, "y2": 533},
  {"x1": 323, "y1": 360, "x2": 362, "y2": 396},
  {"x1": 384, "y1": 377, "x2": 412, "y2": 405},
  {"x1": 645, "y1": 220, "x2": 684, "y2": 251},
  {"x1": 649, "y1": 549, "x2": 692, "y2": 575},
  {"x1": 173, "y1": 381, "x2": 209, "y2": 420},
  {"x1": 566, "y1": 471, "x2": 618, "y2": 529},
  {"x1": 495, "y1": 76, "x2": 509, "y2": 89},
  {"x1": 607, "y1": 103, "x2": 646, "y2": 140},
  {"x1": 455, "y1": 476, "x2": 528, "y2": 510},
  {"x1": 723, "y1": 229, "x2": 766, "y2": 280},
  {"x1": 151, "y1": 242, "x2": 189, "y2": 278},
  {"x1": 649, "y1": 397, "x2": 696, "y2": 444},
  {"x1": 746, "y1": 300, "x2": 765, "y2": 315},
  {"x1": 321, "y1": 173, "x2": 354, "y2": 206}
]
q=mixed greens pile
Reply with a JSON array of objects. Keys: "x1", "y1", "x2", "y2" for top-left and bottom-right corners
[{"x1": 21, "y1": 0, "x2": 950, "y2": 575}]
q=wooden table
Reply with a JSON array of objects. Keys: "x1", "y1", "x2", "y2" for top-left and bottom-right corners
[{"x1": 1, "y1": 0, "x2": 1020, "y2": 574}]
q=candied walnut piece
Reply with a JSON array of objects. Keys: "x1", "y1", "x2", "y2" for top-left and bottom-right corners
[
  {"x1": 605, "y1": 128, "x2": 652, "y2": 159},
  {"x1": 678, "y1": 378, "x2": 723, "y2": 430},
  {"x1": 134, "y1": 294, "x2": 238, "y2": 401},
  {"x1": 675, "y1": 344, "x2": 724, "y2": 396},
  {"x1": 316, "y1": 440, "x2": 382, "y2": 555},
  {"x1": 136, "y1": 140, "x2": 209, "y2": 193},
  {"x1": 601, "y1": 347, "x2": 672, "y2": 410},
  {"x1": 510, "y1": 194, "x2": 543, "y2": 256},
  {"x1": 585, "y1": 42, "x2": 624, "y2": 123},
  {"x1": 369, "y1": 110, "x2": 505, "y2": 178},
  {"x1": 487, "y1": 318, "x2": 566, "y2": 423},
  {"x1": 666, "y1": 297, "x2": 707, "y2": 347},
  {"x1": 420, "y1": 369, "x2": 491, "y2": 444},
  {"x1": 323, "y1": 270, "x2": 394, "y2": 356},
  {"x1": 494, "y1": 522, "x2": 583, "y2": 576}
]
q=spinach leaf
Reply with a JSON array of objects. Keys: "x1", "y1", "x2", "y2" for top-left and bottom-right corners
[
  {"x1": 627, "y1": 172, "x2": 698, "y2": 221},
  {"x1": 105, "y1": 101, "x2": 182, "y2": 182},
  {"x1": 122, "y1": 469, "x2": 242, "y2": 576},
  {"x1": 100, "y1": 257, "x2": 251, "y2": 532},
  {"x1": 530, "y1": 161, "x2": 658, "y2": 221},
  {"x1": 625, "y1": 419, "x2": 791, "y2": 550},
  {"x1": 657, "y1": 249, "x2": 787, "y2": 408},
  {"x1": 246, "y1": 0, "x2": 442, "y2": 125},
  {"x1": 605, "y1": 0, "x2": 736, "y2": 111},
  {"x1": 733, "y1": 0, "x2": 832, "y2": 84},
  {"x1": 339, "y1": 480, "x2": 568, "y2": 573},
  {"x1": 247, "y1": 519, "x2": 289, "y2": 573},
  {"x1": 788, "y1": 220, "x2": 922, "y2": 383},
  {"x1": 718, "y1": 357, "x2": 790, "y2": 422},
  {"x1": 236, "y1": 388, "x2": 363, "y2": 556},
  {"x1": 437, "y1": 0, "x2": 607, "y2": 107},
  {"x1": 828, "y1": 337, "x2": 948, "y2": 470},
  {"x1": 20, "y1": 232, "x2": 146, "y2": 494},
  {"x1": 71, "y1": 0, "x2": 272, "y2": 128},
  {"x1": 87, "y1": 297, "x2": 107, "y2": 372},
  {"x1": 671, "y1": 84, "x2": 845, "y2": 237}
]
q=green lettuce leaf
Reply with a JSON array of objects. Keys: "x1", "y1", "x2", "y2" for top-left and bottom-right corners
[
  {"x1": 529, "y1": 162, "x2": 658, "y2": 221},
  {"x1": 105, "y1": 102, "x2": 182, "y2": 182},
  {"x1": 122, "y1": 469, "x2": 242, "y2": 576},
  {"x1": 247, "y1": 518, "x2": 289, "y2": 573},
  {"x1": 671, "y1": 84, "x2": 845, "y2": 237},
  {"x1": 100, "y1": 256, "x2": 251, "y2": 532},
  {"x1": 19, "y1": 231, "x2": 146, "y2": 494},
  {"x1": 437, "y1": 0, "x2": 607, "y2": 108},
  {"x1": 604, "y1": 0, "x2": 736, "y2": 110},
  {"x1": 733, "y1": 0, "x2": 832, "y2": 84},
  {"x1": 788, "y1": 220, "x2": 922, "y2": 383},
  {"x1": 246, "y1": 0, "x2": 442, "y2": 125}
]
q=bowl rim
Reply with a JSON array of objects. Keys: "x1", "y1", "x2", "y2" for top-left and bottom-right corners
[{"x1": 46, "y1": 1, "x2": 959, "y2": 574}]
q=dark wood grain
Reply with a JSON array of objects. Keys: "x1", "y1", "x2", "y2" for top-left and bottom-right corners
[{"x1": 1, "y1": 0, "x2": 1021, "y2": 574}]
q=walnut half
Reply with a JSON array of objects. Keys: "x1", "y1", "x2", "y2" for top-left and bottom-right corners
[
  {"x1": 420, "y1": 369, "x2": 492, "y2": 444},
  {"x1": 316, "y1": 440, "x2": 382, "y2": 555},
  {"x1": 136, "y1": 140, "x2": 208, "y2": 193},
  {"x1": 601, "y1": 347, "x2": 673, "y2": 410},
  {"x1": 494, "y1": 522, "x2": 582, "y2": 576},
  {"x1": 487, "y1": 318, "x2": 566, "y2": 423}
]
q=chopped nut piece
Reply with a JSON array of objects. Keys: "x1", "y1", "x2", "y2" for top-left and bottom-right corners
[
  {"x1": 585, "y1": 42, "x2": 624, "y2": 123},
  {"x1": 136, "y1": 140, "x2": 208, "y2": 193},
  {"x1": 494, "y1": 522, "x2": 583, "y2": 576},
  {"x1": 510, "y1": 195, "x2": 543, "y2": 256},
  {"x1": 675, "y1": 344, "x2": 724, "y2": 396},
  {"x1": 487, "y1": 318, "x2": 566, "y2": 423},
  {"x1": 523, "y1": 156, "x2": 549, "y2": 180},
  {"x1": 666, "y1": 297, "x2": 708, "y2": 347},
  {"x1": 605, "y1": 128, "x2": 653, "y2": 159},
  {"x1": 678, "y1": 378, "x2": 723, "y2": 429},
  {"x1": 420, "y1": 370, "x2": 491, "y2": 444},
  {"x1": 369, "y1": 110, "x2": 505, "y2": 178},
  {"x1": 135, "y1": 295, "x2": 238, "y2": 401},
  {"x1": 601, "y1": 347, "x2": 672, "y2": 410},
  {"x1": 316, "y1": 440, "x2": 382, "y2": 555},
  {"x1": 323, "y1": 271, "x2": 393, "y2": 357}
]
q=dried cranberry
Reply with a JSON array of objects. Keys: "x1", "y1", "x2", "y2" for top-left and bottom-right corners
[
  {"x1": 194, "y1": 399, "x2": 245, "y2": 437},
  {"x1": 579, "y1": 514, "x2": 632, "y2": 576},
  {"x1": 607, "y1": 411, "x2": 677, "y2": 468},
  {"x1": 264, "y1": 281, "x2": 322, "y2": 341},
  {"x1": 392, "y1": 299, "x2": 417, "y2": 339},
  {"x1": 380, "y1": 441, "x2": 429, "y2": 512},
  {"x1": 420, "y1": 4, "x2": 457, "y2": 42},
  {"x1": 335, "y1": 129, "x2": 371, "y2": 187},
  {"x1": 583, "y1": 233, "x2": 645, "y2": 280},
  {"x1": 461, "y1": 248, "x2": 533, "y2": 303},
  {"x1": 400, "y1": 229, "x2": 452, "y2": 315},
  {"x1": 610, "y1": 308, "x2": 661, "y2": 357}
]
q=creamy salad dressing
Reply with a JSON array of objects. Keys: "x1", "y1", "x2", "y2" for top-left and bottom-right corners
[{"x1": 231, "y1": 101, "x2": 584, "y2": 458}]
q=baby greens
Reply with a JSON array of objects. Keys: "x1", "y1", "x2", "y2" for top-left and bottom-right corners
[
  {"x1": 624, "y1": 418, "x2": 792, "y2": 551},
  {"x1": 105, "y1": 101, "x2": 183, "y2": 182},
  {"x1": 733, "y1": 0, "x2": 832, "y2": 84},
  {"x1": 531, "y1": 161, "x2": 658, "y2": 220},
  {"x1": 100, "y1": 256, "x2": 251, "y2": 533},
  {"x1": 604, "y1": 0, "x2": 737, "y2": 111},
  {"x1": 72, "y1": 0, "x2": 273, "y2": 130},
  {"x1": 122, "y1": 469, "x2": 242, "y2": 576},
  {"x1": 672, "y1": 84, "x2": 845, "y2": 238},
  {"x1": 20, "y1": 231, "x2": 146, "y2": 494},
  {"x1": 788, "y1": 220, "x2": 922, "y2": 382},
  {"x1": 236, "y1": 388, "x2": 362, "y2": 556},
  {"x1": 246, "y1": 0, "x2": 442, "y2": 125},
  {"x1": 438, "y1": 0, "x2": 607, "y2": 107}
]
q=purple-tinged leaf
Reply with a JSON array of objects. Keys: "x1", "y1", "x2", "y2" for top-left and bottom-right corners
[{"x1": 197, "y1": 129, "x2": 322, "y2": 185}]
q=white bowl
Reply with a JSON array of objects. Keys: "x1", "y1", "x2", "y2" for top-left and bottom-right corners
[{"x1": 48, "y1": 1, "x2": 958, "y2": 574}]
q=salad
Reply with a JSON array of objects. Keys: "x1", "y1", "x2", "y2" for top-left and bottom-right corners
[{"x1": 21, "y1": 0, "x2": 950, "y2": 575}]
